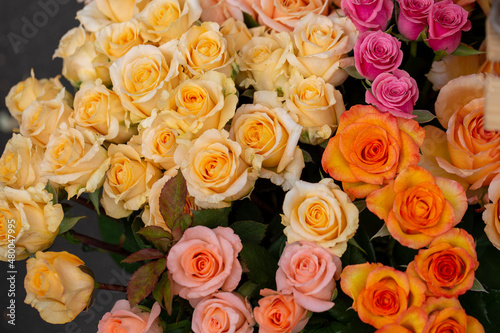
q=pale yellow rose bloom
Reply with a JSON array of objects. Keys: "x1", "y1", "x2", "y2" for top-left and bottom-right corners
[
  {"x1": 40, "y1": 124, "x2": 110, "y2": 199},
  {"x1": 101, "y1": 144, "x2": 162, "y2": 218},
  {"x1": 288, "y1": 13, "x2": 358, "y2": 86},
  {"x1": 220, "y1": 18, "x2": 253, "y2": 54},
  {"x1": 24, "y1": 251, "x2": 94, "y2": 324},
  {"x1": 174, "y1": 129, "x2": 259, "y2": 208},
  {"x1": 138, "y1": 0, "x2": 202, "y2": 44},
  {"x1": 95, "y1": 19, "x2": 146, "y2": 61},
  {"x1": 281, "y1": 179, "x2": 359, "y2": 257},
  {"x1": 76, "y1": 0, "x2": 141, "y2": 32},
  {"x1": 72, "y1": 80, "x2": 135, "y2": 143},
  {"x1": 0, "y1": 184, "x2": 63, "y2": 261},
  {"x1": 0, "y1": 134, "x2": 45, "y2": 189}
]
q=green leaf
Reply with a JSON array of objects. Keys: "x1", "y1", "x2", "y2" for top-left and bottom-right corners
[
  {"x1": 127, "y1": 258, "x2": 167, "y2": 307},
  {"x1": 302, "y1": 149, "x2": 313, "y2": 163},
  {"x1": 122, "y1": 249, "x2": 165, "y2": 264},
  {"x1": 192, "y1": 207, "x2": 231, "y2": 228},
  {"x1": 342, "y1": 66, "x2": 365, "y2": 80},
  {"x1": 237, "y1": 281, "x2": 258, "y2": 298},
  {"x1": 433, "y1": 50, "x2": 448, "y2": 62},
  {"x1": 347, "y1": 238, "x2": 367, "y2": 255},
  {"x1": 370, "y1": 224, "x2": 391, "y2": 240},
  {"x1": 159, "y1": 172, "x2": 188, "y2": 230},
  {"x1": 45, "y1": 183, "x2": 58, "y2": 204},
  {"x1": 153, "y1": 272, "x2": 173, "y2": 315},
  {"x1": 451, "y1": 43, "x2": 484, "y2": 56},
  {"x1": 230, "y1": 221, "x2": 267, "y2": 244},
  {"x1": 240, "y1": 242, "x2": 278, "y2": 286},
  {"x1": 175, "y1": 214, "x2": 192, "y2": 232},
  {"x1": 137, "y1": 226, "x2": 173, "y2": 241},
  {"x1": 353, "y1": 200, "x2": 366, "y2": 213},
  {"x1": 58, "y1": 216, "x2": 86, "y2": 235},
  {"x1": 413, "y1": 109, "x2": 436, "y2": 123},
  {"x1": 89, "y1": 188, "x2": 101, "y2": 215},
  {"x1": 241, "y1": 89, "x2": 255, "y2": 99},
  {"x1": 243, "y1": 11, "x2": 259, "y2": 28},
  {"x1": 131, "y1": 217, "x2": 151, "y2": 249},
  {"x1": 472, "y1": 278, "x2": 489, "y2": 293}
]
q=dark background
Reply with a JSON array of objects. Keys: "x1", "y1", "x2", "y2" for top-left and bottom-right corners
[{"x1": 0, "y1": 1, "x2": 126, "y2": 332}]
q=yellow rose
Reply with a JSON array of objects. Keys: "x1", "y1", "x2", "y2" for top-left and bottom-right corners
[
  {"x1": 5, "y1": 70, "x2": 70, "y2": 124},
  {"x1": 0, "y1": 134, "x2": 45, "y2": 189},
  {"x1": 284, "y1": 71, "x2": 345, "y2": 145},
  {"x1": 237, "y1": 31, "x2": 293, "y2": 91},
  {"x1": 95, "y1": 19, "x2": 145, "y2": 61},
  {"x1": 138, "y1": 0, "x2": 202, "y2": 43},
  {"x1": 101, "y1": 144, "x2": 162, "y2": 218},
  {"x1": 72, "y1": 80, "x2": 135, "y2": 143},
  {"x1": 0, "y1": 184, "x2": 63, "y2": 261},
  {"x1": 229, "y1": 91, "x2": 304, "y2": 190},
  {"x1": 174, "y1": 129, "x2": 258, "y2": 208},
  {"x1": 109, "y1": 43, "x2": 182, "y2": 123},
  {"x1": 220, "y1": 17, "x2": 253, "y2": 54},
  {"x1": 161, "y1": 70, "x2": 238, "y2": 139},
  {"x1": 281, "y1": 178, "x2": 359, "y2": 257},
  {"x1": 20, "y1": 90, "x2": 73, "y2": 147},
  {"x1": 40, "y1": 124, "x2": 110, "y2": 199},
  {"x1": 178, "y1": 22, "x2": 234, "y2": 77},
  {"x1": 288, "y1": 13, "x2": 358, "y2": 86},
  {"x1": 24, "y1": 251, "x2": 94, "y2": 324},
  {"x1": 77, "y1": 0, "x2": 139, "y2": 32}
]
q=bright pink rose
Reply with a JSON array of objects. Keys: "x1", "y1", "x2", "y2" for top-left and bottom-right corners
[
  {"x1": 354, "y1": 31, "x2": 403, "y2": 81},
  {"x1": 276, "y1": 242, "x2": 342, "y2": 312},
  {"x1": 97, "y1": 300, "x2": 162, "y2": 333},
  {"x1": 426, "y1": 0, "x2": 471, "y2": 53},
  {"x1": 191, "y1": 292, "x2": 255, "y2": 333},
  {"x1": 365, "y1": 69, "x2": 419, "y2": 119},
  {"x1": 341, "y1": 0, "x2": 394, "y2": 33},
  {"x1": 166, "y1": 226, "x2": 243, "y2": 300},
  {"x1": 397, "y1": 0, "x2": 435, "y2": 40}
]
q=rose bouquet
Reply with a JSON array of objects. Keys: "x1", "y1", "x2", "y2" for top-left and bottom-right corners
[{"x1": 2, "y1": 0, "x2": 499, "y2": 331}]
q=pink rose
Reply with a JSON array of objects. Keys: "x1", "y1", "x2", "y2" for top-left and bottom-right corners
[
  {"x1": 97, "y1": 300, "x2": 162, "y2": 333},
  {"x1": 341, "y1": 0, "x2": 394, "y2": 33},
  {"x1": 397, "y1": 0, "x2": 435, "y2": 40},
  {"x1": 166, "y1": 226, "x2": 243, "y2": 300},
  {"x1": 426, "y1": 0, "x2": 471, "y2": 53},
  {"x1": 365, "y1": 69, "x2": 419, "y2": 118},
  {"x1": 276, "y1": 242, "x2": 342, "y2": 312},
  {"x1": 191, "y1": 292, "x2": 255, "y2": 333},
  {"x1": 354, "y1": 31, "x2": 404, "y2": 81}
]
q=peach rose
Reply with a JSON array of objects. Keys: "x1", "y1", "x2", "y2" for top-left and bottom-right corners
[
  {"x1": 0, "y1": 184, "x2": 63, "y2": 261},
  {"x1": 366, "y1": 166, "x2": 468, "y2": 249},
  {"x1": 422, "y1": 297, "x2": 484, "y2": 333},
  {"x1": 321, "y1": 105, "x2": 425, "y2": 199},
  {"x1": 281, "y1": 178, "x2": 359, "y2": 257},
  {"x1": 425, "y1": 54, "x2": 485, "y2": 91},
  {"x1": 191, "y1": 292, "x2": 255, "y2": 333},
  {"x1": 76, "y1": 0, "x2": 139, "y2": 32},
  {"x1": 174, "y1": 129, "x2": 258, "y2": 208},
  {"x1": 483, "y1": 174, "x2": 500, "y2": 250},
  {"x1": 200, "y1": 0, "x2": 255, "y2": 25},
  {"x1": 276, "y1": 241, "x2": 342, "y2": 312},
  {"x1": 95, "y1": 19, "x2": 145, "y2": 61},
  {"x1": 97, "y1": 300, "x2": 162, "y2": 333},
  {"x1": 407, "y1": 228, "x2": 479, "y2": 298},
  {"x1": 24, "y1": 251, "x2": 94, "y2": 324},
  {"x1": 166, "y1": 226, "x2": 243, "y2": 300},
  {"x1": 340, "y1": 262, "x2": 427, "y2": 329},
  {"x1": 40, "y1": 124, "x2": 110, "y2": 199},
  {"x1": 375, "y1": 307, "x2": 428, "y2": 333},
  {"x1": 101, "y1": 144, "x2": 162, "y2": 218},
  {"x1": 252, "y1": 0, "x2": 330, "y2": 32},
  {"x1": 254, "y1": 289, "x2": 309, "y2": 333}
]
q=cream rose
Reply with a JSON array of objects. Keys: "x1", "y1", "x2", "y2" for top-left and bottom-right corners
[
  {"x1": 160, "y1": 70, "x2": 238, "y2": 139},
  {"x1": 288, "y1": 13, "x2": 358, "y2": 86},
  {"x1": 72, "y1": 80, "x2": 135, "y2": 143},
  {"x1": 0, "y1": 134, "x2": 45, "y2": 189},
  {"x1": 230, "y1": 91, "x2": 304, "y2": 191},
  {"x1": 284, "y1": 71, "x2": 345, "y2": 145},
  {"x1": 237, "y1": 31, "x2": 293, "y2": 91},
  {"x1": 40, "y1": 124, "x2": 110, "y2": 198},
  {"x1": 138, "y1": 0, "x2": 202, "y2": 43},
  {"x1": 101, "y1": 144, "x2": 162, "y2": 218},
  {"x1": 0, "y1": 184, "x2": 63, "y2": 261},
  {"x1": 178, "y1": 22, "x2": 234, "y2": 77},
  {"x1": 109, "y1": 42, "x2": 181, "y2": 123},
  {"x1": 5, "y1": 70, "x2": 70, "y2": 124},
  {"x1": 174, "y1": 129, "x2": 258, "y2": 208},
  {"x1": 281, "y1": 179, "x2": 359, "y2": 256},
  {"x1": 20, "y1": 90, "x2": 73, "y2": 147},
  {"x1": 220, "y1": 18, "x2": 253, "y2": 54},
  {"x1": 76, "y1": 0, "x2": 140, "y2": 32},
  {"x1": 24, "y1": 251, "x2": 94, "y2": 324},
  {"x1": 95, "y1": 19, "x2": 145, "y2": 61}
]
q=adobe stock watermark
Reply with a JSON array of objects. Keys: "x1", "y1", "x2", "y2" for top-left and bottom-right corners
[{"x1": 7, "y1": 0, "x2": 73, "y2": 54}]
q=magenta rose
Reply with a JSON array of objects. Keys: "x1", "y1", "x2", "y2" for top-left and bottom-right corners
[
  {"x1": 276, "y1": 242, "x2": 342, "y2": 312},
  {"x1": 426, "y1": 0, "x2": 471, "y2": 53},
  {"x1": 397, "y1": 0, "x2": 435, "y2": 40},
  {"x1": 365, "y1": 69, "x2": 419, "y2": 118},
  {"x1": 166, "y1": 226, "x2": 243, "y2": 300},
  {"x1": 341, "y1": 0, "x2": 394, "y2": 33},
  {"x1": 354, "y1": 31, "x2": 403, "y2": 81}
]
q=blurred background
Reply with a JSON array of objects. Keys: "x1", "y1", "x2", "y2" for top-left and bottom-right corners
[{"x1": 0, "y1": 1, "x2": 126, "y2": 332}]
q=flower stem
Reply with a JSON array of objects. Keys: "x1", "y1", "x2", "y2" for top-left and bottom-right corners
[
  {"x1": 69, "y1": 231, "x2": 131, "y2": 257},
  {"x1": 70, "y1": 196, "x2": 121, "y2": 223},
  {"x1": 95, "y1": 282, "x2": 127, "y2": 292},
  {"x1": 410, "y1": 41, "x2": 418, "y2": 58}
]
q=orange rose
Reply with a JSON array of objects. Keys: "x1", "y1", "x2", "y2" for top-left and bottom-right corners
[
  {"x1": 340, "y1": 262, "x2": 427, "y2": 329},
  {"x1": 367, "y1": 166, "x2": 467, "y2": 249},
  {"x1": 483, "y1": 174, "x2": 500, "y2": 250},
  {"x1": 375, "y1": 307, "x2": 428, "y2": 333},
  {"x1": 422, "y1": 297, "x2": 484, "y2": 333},
  {"x1": 322, "y1": 105, "x2": 425, "y2": 199},
  {"x1": 407, "y1": 228, "x2": 478, "y2": 298}
]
